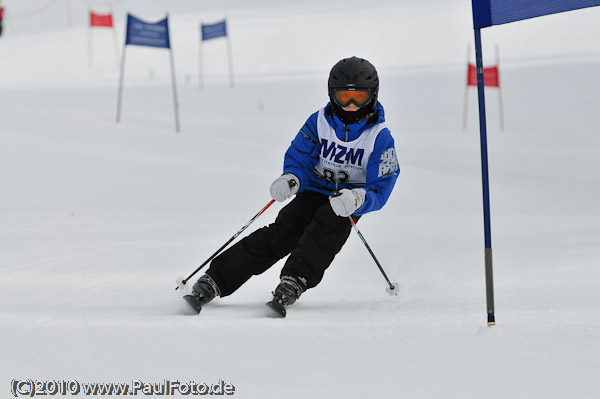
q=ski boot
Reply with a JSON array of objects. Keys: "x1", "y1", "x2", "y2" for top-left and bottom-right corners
[
  {"x1": 266, "y1": 276, "x2": 305, "y2": 318},
  {"x1": 183, "y1": 274, "x2": 219, "y2": 314}
]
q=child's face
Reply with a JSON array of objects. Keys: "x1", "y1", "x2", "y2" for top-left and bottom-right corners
[{"x1": 341, "y1": 104, "x2": 360, "y2": 112}]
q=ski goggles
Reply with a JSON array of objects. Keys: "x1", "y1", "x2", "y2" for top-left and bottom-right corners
[{"x1": 332, "y1": 88, "x2": 372, "y2": 108}]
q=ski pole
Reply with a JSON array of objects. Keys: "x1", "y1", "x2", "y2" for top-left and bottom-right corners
[
  {"x1": 347, "y1": 215, "x2": 399, "y2": 296},
  {"x1": 175, "y1": 199, "x2": 276, "y2": 290},
  {"x1": 331, "y1": 179, "x2": 399, "y2": 296}
]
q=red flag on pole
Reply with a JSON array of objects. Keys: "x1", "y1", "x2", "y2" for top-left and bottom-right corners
[
  {"x1": 90, "y1": 12, "x2": 113, "y2": 28},
  {"x1": 463, "y1": 45, "x2": 504, "y2": 131},
  {"x1": 467, "y1": 63, "x2": 499, "y2": 87},
  {"x1": 88, "y1": 10, "x2": 120, "y2": 68}
]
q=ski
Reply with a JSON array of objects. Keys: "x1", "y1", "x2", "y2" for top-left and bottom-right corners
[
  {"x1": 265, "y1": 300, "x2": 287, "y2": 318},
  {"x1": 184, "y1": 295, "x2": 289, "y2": 317},
  {"x1": 183, "y1": 295, "x2": 203, "y2": 314}
]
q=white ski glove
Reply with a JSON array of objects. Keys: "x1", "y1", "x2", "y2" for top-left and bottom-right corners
[
  {"x1": 329, "y1": 188, "x2": 366, "y2": 217},
  {"x1": 270, "y1": 174, "x2": 300, "y2": 202}
]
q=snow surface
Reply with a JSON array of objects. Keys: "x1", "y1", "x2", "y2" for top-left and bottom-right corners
[{"x1": 1, "y1": 1, "x2": 600, "y2": 398}]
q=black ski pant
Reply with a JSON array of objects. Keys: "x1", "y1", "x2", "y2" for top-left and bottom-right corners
[{"x1": 206, "y1": 190, "x2": 359, "y2": 297}]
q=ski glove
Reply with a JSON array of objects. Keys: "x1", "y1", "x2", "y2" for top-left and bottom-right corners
[
  {"x1": 329, "y1": 188, "x2": 366, "y2": 217},
  {"x1": 270, "y1": 174, "x2": 300, "y2": 202}
]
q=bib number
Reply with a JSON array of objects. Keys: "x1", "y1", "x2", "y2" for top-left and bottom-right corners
[{"x1": 323, "y1": 168, "x2": 349, "y2": 183}]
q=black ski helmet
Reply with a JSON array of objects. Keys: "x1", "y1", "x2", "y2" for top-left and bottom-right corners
[{"x1": 328, "y1": 56, "x2": 379, "y2": 123}]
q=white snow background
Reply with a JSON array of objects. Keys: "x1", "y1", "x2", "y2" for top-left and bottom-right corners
[{"x1": 1, "y1": 0, "x2": 600, "y2": 398}]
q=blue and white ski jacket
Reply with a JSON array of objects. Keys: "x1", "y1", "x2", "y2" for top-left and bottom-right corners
[{"x1": 282, "y1": 102, "x2": 399, "y2": 216}]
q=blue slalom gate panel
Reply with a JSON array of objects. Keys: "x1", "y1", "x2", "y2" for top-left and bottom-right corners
[{"x1": 472, "y1": 0, "x2": 600, "y2": 28}]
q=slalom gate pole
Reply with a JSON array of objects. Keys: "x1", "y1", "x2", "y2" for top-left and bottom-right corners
[
  {"x1": 88, "y1": 10, "x2": 92, "y2": 68},
  {"x1": 198, "y1": 28, "x2": 204, "y2": 89},
  {"x1": 226, "y1": 31, "x2": 235, "y2": 88},
  {"x1": 112, "y1": 10, "x2": 120, "y2": 67},
  {"x1": 116, "y1": 41, "x2": 127, "y2": 123},
  {"x1": 474, "y1": 27, "x2": 496, "y2": 326},
  {"x1": 495, "y1": 44, "x2": 505, "y2": 132},
  {"x1": 462, "y1": 43, "x2": 471, "y2": 130},
  {"x1": 348, "y1": 216, "x2": 396, "y2": 293},
  {"x1": 166, "y1": 14, "x2": 180, "y2": 133},
  {"x1": 175, "y1": 199, "x2": 276, "y2": 290}
]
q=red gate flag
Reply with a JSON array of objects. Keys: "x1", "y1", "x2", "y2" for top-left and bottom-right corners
[
  {"x1": 90, "y1": 12, "x2": 114, "y2": 28},
  {"x1": 463, "y1": 55, "x2": 504, "y2": 131},
  {"x1": 467, "y1": 63, "x2": 499, "y2": 87}
]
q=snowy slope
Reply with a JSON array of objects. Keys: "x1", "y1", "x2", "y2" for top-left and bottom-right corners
[{"x1": 1, "y1": 1, "x2": 600, "y2": 398}]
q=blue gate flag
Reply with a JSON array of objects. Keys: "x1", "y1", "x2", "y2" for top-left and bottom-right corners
[
  {"x1": 472, "y1": 0, "x2": 600, "y2": 28},
  {"x1": 125, "y1": 14, "x2": 171, "y2": 49},
  {"x1": 201, "y1": 20, "x2": 228, "y2": 41}
]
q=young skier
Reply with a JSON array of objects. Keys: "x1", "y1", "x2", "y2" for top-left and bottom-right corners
[{"x1": 184, "y1": 56, "x2": 399, "y2": 316}]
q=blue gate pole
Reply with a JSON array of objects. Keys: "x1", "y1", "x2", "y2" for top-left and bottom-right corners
[{"x1": 474, "y1": 28, "x2": 496, "y2": 326}]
